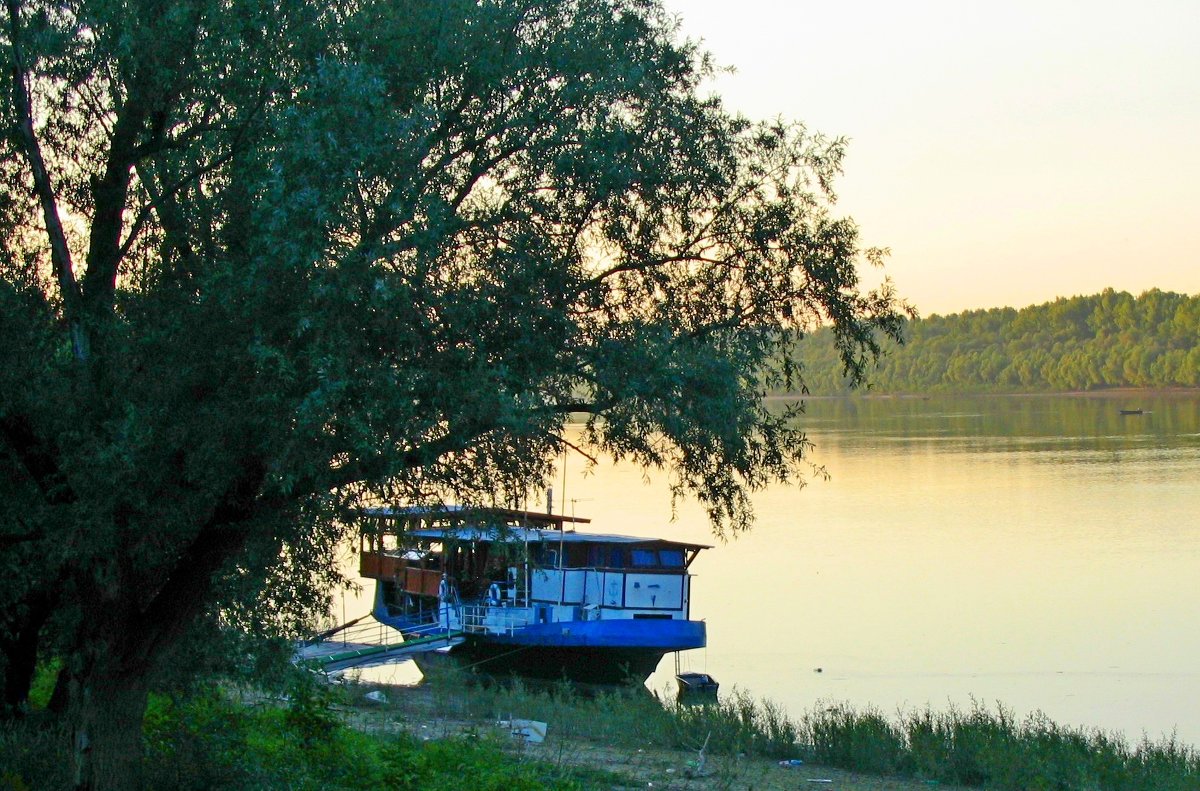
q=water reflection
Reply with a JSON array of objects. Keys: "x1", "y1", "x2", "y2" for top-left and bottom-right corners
[
  {"x1": 798, "y1": 392, "x2": 1200, "y2": 449},
  {"x1": 344, "y1": 393, "x2": 1200, "y2": 745},
  {"x1": 678, "y1": 393, "x2": 1200, "y2": 745}
]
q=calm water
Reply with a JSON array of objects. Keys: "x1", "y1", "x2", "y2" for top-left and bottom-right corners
[{"x1": 348, "y1": 392, "x2": 1200, "y2": 745}]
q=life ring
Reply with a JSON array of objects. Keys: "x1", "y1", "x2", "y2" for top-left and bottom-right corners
[{"x1": 487, "y1": 582, "x2": 502, "y2": 607}]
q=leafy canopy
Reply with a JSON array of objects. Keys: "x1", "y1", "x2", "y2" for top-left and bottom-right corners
[{"x1": 0, "y1": 0, "x2": 905, "y2": 724}]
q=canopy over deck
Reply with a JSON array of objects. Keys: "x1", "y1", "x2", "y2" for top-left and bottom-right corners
[
  {"x1": 360, "y1": 505, "x2": 711, "y2": 552},
  {"x1": 362, "y1": 504, "x2": 590, "y2": 530}
]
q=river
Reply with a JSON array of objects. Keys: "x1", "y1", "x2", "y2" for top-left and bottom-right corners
[{"x1": 344, "y1": 391, "x2": 1200, "y2": 745}]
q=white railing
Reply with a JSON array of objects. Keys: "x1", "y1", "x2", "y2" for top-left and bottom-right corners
[{"x1": 460, "y1": 605, "x2": 536, "y2": 636}]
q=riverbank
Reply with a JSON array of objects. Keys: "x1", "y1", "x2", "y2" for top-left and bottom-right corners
[
  {"x1": 0, "y1": 677, "x2": 966, "y2": 791},
  {"x1": 333, "y1": 670, "x2": 1200, "y2": 791},
  {"x1": 6, "y1": 669, "x2": 1196, "y2": 789},
  {"x1": 338, "y1": 678, "x2": 973, "y2": 791}
]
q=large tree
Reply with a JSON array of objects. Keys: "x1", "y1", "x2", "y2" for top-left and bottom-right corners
[{"x1": 0, "y1": 0, "x2": 906, "y2": 787}]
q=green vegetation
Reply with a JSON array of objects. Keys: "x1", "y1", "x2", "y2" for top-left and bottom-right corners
[
  {"x1": 808, "y1": 702, "x2": 1198, "y2": 791},
  {"x1": 796, "y1": 289, "x2": 1200, "y2": 394},
  {"x1": 1, "y1": 674, "x2": 620, "y2": 791},
  {"x1": 432, "y1": 677, "x2": 1200, "y2": 790},
  {"x1": 5, "y1": 665, "x2": 1197, "y2": 790}
]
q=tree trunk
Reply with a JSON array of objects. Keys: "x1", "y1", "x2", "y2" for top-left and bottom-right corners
[
  {"x1": 1, "y1": 591, "x2": 52, "y2": 716},
  {"x1": 68, "y1": 664, "x2": 150, "y2": 791},
  {"x1": 57, "y1": 479, "x2": 264, "y2": 788},
  {"x1": 1, "y1": 630, "x2": 38, "y2": 715},
  {"x1": 47, "y1": 661, "x2": 71, "y2": 714}
]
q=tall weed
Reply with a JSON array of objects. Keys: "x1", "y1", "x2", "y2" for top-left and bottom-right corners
[{"x1": 805, "y1": 702, "x2": 908, "y2": 774}]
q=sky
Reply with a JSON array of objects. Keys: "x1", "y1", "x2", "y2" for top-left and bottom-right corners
[{"x1": 663, "y1": 0, "x2": 1200, "y2": 316}]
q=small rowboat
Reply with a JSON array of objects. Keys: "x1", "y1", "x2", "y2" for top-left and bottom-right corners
[{"x1": 676, "y1": 671, "x2": 719, "y2": 698}]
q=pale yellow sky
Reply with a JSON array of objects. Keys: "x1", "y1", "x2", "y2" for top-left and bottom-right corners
[{"x1": 666, "y1": 0, "x2": 1200, "y2": 315}]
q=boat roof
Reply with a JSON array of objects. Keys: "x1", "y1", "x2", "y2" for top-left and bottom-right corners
[
  {"x1": 360, "y1": 506, "x2": 710, "y2": 550},
  {"x1": 362, "y1": 504, "x2": 590, "y2": 527},
  {"x1": 408, "y1": 525, "x2": 709, "y2": 550}
]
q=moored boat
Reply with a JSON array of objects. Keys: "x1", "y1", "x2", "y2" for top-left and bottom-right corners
[
  {"x1": 358, "y1": 505, "x2": 709, "y2": 683},
  {"x1": 675, "y1": 671, "x2": 719, "y2": 699}
]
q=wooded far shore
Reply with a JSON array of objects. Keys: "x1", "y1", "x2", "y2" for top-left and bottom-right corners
[{"x1": 793, "y1": 289, "x2": 1200, "y2": 395}]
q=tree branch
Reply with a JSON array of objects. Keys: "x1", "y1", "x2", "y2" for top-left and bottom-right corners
[
  {"x1": 129, "y1": 84, "x2": 270, "y2": 272},
  {"x1": 4, "y1": 0, "x2": 86, "y2": 361},
  {"x1": 80, "y1": 92, "x2": 151, "y2": 316},
  {"x1": 0, "y1": 413, "x2": 76, "y2": 506},
  {"x1": 546, "y1": 431, "x2": 597, "y2": 464},
  {"x1": 127, "y1": 459, "x2": 271, "y2": 669}
]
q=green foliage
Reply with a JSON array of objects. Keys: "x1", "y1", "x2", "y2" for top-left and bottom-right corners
[
  {"x1": 404, "y1": 736, "x2": 589, "y2": 791},
  {"x1": 138, "y1": 686, "x2": 593, "y2": 791},
  {"x1": 142, "y1": 690, "x2": 258, "y2": 790},
  {"x1": 663, "y1": 689, "x2": 803, "y2": 758},
  {"x1": 807, "y1": 700, "x2": 1200, "y2": 791},
  {"x1": 795, "y1": 288, "x2": 1200, "y2": 394},
  {"x1": 6, "y1": 674, "x2": 1199, "y2": 790},
  {"x1": 8, "y1": 676, "x2": 595, "y2": 791},
  {"x1": 807, "y1": 703, "x2": 908, "y2": 775},
  {"x1": 24, "y1": 660, "x2": 59, "y2": 711},
  {"x1": 282, "y1": 674, "x2": 342, "y2": 749}
]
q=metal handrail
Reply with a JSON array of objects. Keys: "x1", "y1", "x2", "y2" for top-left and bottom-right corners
[{"x1": 460, "y1": 604, "x2": 535, "y2": 636}]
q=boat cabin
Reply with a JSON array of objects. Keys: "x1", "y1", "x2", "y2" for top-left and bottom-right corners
[{"x1": 358, "y1": 505, "x2": 709, "y2": 635}]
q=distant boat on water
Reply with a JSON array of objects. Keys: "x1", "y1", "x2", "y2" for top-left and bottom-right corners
[{"x1": 1119, "y1": 408, "x2": 1145, "y2": 416}]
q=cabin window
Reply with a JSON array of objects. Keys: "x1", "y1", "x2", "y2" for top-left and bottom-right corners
[
  {"x1": 658, "y1": 549, "x2": 685, "y2": 568},
  {"x1": 607, "y1": 547, "x2": 625, "y2": 567},
  {"x1": 567, "y1": 544, "x2": 589, "y2": 567},
  {"x1": 630, "y1": 549, "x2": 657, "y2": 567}
]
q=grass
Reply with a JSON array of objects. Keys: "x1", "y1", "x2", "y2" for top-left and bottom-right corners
[
  {"x1": 402, "y1": 666, "x2": 805, "y2": 758},
  {"x1": 3, "y1": 664, "x2": 1197, "y2": 790},
  {"x1": 381, "y1": 667, "x2": 1200, "y2": 791},
  {"x1": 886, "y1": 701, "x2": 1200, "y2": 791}
]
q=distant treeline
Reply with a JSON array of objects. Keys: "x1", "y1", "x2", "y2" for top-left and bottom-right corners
[{"x1": 794, "y1": 288, "x2": 1200, "y2": 395}]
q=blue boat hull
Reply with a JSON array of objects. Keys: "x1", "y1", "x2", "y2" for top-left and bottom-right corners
[{"x1": 373, "y1": 589, "x2": 704, "y2": 683}]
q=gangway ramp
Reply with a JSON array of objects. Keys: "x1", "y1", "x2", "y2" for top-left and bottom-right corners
[{"x1": 296, "y1": 620, "x2": 464, "y2": 674}]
